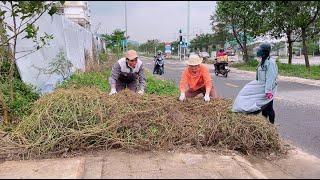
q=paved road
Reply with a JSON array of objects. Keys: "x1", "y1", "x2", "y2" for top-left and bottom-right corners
[{"x1": 142, "y1": 57, "x2": 320, "y2": 158}]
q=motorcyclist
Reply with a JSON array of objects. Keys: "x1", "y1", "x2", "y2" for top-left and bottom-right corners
[
  {"x1": 153, "y1": 51, "x2": 165, "y2": 74},
  {"x1": 216, "y1": 48, "x2": 227, "y2": 58},
  {"x1": 214, "y1": 49, "x2": 228, "y2": 72}
]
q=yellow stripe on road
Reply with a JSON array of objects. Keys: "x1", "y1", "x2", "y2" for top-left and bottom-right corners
[{"x1": 224, "y1": 83, "x2": 239, "y2": 88}]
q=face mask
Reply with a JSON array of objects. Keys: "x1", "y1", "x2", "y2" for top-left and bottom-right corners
[{"x1": 256, "y1": 57, "x2": 262, "y2": 63}]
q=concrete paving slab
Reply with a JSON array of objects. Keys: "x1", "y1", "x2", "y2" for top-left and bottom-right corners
[
  {"x1": 244, "y1": 157, "x2": 294, "y2": 179},
  {"x1": 0, "y1": 157, "x2": 85, "y2": 179},
  {"x1": 82, "y1": 156, "x2": 103, "y2": 179},
  {"x1": 128, "y1": 152, "x2": 161, "y2": 172},
  {"x1": 192, "y1": 153, "x2": 268, "y2": 179},
  {"x1": 102, "y1": 151, "x2": 131, "y2": 177},
  {"x1": 272, "y1": 149, "x2": 320, "y2": 178},
  {"x1": 2, "y1": 148, "x2": 320, "y2": 179}
]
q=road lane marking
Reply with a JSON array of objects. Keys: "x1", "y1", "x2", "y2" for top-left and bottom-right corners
[{"x1": 224, "y1": 83, "x2": 239, "y2": 88}]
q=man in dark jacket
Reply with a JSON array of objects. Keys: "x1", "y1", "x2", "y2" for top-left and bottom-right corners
[{"x1": 108, "y1": 50, "x2": 146, "y2": 95}]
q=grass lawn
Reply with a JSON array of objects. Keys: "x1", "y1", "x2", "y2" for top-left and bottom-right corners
[{"x1": 231, "y1": 60, "x2": 320, "y2": 80}]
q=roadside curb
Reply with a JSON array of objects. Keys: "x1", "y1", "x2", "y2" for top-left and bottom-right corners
[{"x1": 232, "y1": 155, "x2": 267, "y2": 179}]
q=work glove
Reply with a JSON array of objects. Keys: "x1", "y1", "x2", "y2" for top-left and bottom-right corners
[
  {"x1": 109, "y1": 84, "x2": 117, "y2": 95},
  {"x1": 265, "y1": 92, "x2": 273, "y2": 100},
  {"x1": 137, "y1": 89, "x2": 144, "y2": 95},
  {"x1": 204, "y1": 93, "x2": 210, "y2": 102},
  {"x1": 179, "y1": 92, "x2": 186, "y2": 101}
]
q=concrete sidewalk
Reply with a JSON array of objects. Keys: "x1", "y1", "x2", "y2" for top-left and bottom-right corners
[{"x1": 1, "y1": 147, "x2": 320, "y2": 179}]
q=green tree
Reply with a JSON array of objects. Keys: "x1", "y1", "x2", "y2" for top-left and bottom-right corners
[
  {"x1": 189, "y1": 33, "x2": 215, "y2": 53},
  {"x1": 265, "y1": 2, "x2": 303, "y2": 64},
  {"x1": 307, "y1": 37, "x2": 320, "y2": 56},
  {"x1": 138, "y1": 39, "x2": 162, "y2": 55},
  {"x1": 210, "y1": 21, "x2": 233, "y2": 49},
  {"x1": 293, "y1": 1, "x2": 320, "y2": 69},
  {"x1": 170, "y1": 39, "x2": 180, "y2": 55},
  {"x1": 213, "y1": 1, "x2": 266, "y2": 62},
  {"x1": 101, "y1": 29, "x2": 126, "y2": 59},
  {"x1": 128, "y1": 42, "x2": 139, "y2": 51}
]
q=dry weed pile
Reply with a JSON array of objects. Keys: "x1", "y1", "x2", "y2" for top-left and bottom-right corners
[{"x1": 0, "y1": 88, "x2": 284, "y2": 158}]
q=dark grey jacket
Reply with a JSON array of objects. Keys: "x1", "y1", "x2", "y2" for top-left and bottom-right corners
[{"x1": 108, "y1": 58, "x2": 146, "y2": 90}]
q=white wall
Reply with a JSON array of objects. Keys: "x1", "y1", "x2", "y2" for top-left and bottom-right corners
[{"x1": 14, "y1": 13, "x2": 96, "y2": 94}]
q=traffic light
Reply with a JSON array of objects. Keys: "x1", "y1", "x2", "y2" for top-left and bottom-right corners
[{"x1": 179, "y1": 35, "x2": 182, "y2": 42}]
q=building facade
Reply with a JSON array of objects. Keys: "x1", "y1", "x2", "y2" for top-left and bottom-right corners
[{"x1": 59, "y1": 1, "x2": 91, "y2": 30}]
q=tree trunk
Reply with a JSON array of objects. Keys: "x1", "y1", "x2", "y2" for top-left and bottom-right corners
[
  {"x1": 301, "y1": 28, "x2": 310, "y2": 69},
  {"x1": 9, "y1": 2, "x2": 17, "y2": 104},
  {"x1": 286, "y1": 31, "x2": 293, "y2": 64},
  {"x1": 243, "y1": 46, "x2": 249, "y2": 62},
  {"x1": 288, "y1": 42, "x2": 293, "y2": 64},
  {"x1": 0, "y1": 91, "x2": 9, "y2": 125},
  {"x1": 243, "y1": 31, "x2": 249, "y2": 62}
]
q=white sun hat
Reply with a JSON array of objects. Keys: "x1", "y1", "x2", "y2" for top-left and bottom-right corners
[{"x1": 186, "y1": 54, "x2": 203, "y2": 66}]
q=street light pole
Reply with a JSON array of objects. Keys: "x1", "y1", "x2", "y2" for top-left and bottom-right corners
[
  {"x1": 185, "y1": 1, "x2": 190, "y2": 61},
  {"x1": 187, "y1": 1, "x2": 190, "y2": 47},
  {"x1": 125, "y1": 1, "x2": 128, "y2": 51}
]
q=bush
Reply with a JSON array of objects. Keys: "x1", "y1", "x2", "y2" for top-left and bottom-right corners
[
  {"x1": 0, "y1": 59, "x2": 39, "y2": 123},
  {"x1": 0, "y1": 78, "x2": 39, "y2": 122}
]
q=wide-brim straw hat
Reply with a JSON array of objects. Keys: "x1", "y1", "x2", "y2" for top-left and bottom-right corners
[
  {"x1": 125, "y1": 50, "x2": 138, "y2": 60},
  {"x1": 186, "y1": 54, "x2": 203, "y2": 66}
]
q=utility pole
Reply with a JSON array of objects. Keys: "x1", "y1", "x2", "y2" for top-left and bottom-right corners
[
  {"x1": 179, "y1": 29, "x2": 182, "y2": 61},
  {"x1": 125, "y1": 1, "x2": 128, "y2": 51},
  {"x1": 187, "y1": 1, "x2": 190, "y2": 50}
]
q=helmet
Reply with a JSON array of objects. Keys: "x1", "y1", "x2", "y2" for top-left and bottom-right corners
[{"x1": 157, "y1": 50, "x2": 162, "y2": 55}]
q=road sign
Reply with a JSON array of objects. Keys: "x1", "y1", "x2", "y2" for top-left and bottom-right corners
[
  {"x1": 121, "y1": 39, "x2": 127, "y2": 46},
  {"x1": 181, "y1": 42, "x2": 187, "y2": 48},
  {"x1": 165, "y1": 44, "x2": 172, "y2": 54}
]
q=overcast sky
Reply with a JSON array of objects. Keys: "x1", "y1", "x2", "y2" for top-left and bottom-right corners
[{"x1": 89, "y1": 1, "x2": 216, "y2": 43}]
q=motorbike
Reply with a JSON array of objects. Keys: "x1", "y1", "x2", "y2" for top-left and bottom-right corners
[
  {"x1": 153, "y1": 56, "x2": 164, "y2": 75},
  {"x1": 214, "y1": 56, "x2": 230, "y2": 77}
]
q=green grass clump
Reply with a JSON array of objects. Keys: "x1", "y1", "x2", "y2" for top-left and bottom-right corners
[{"x1": 232, "y1": 60, "x2": 320, "y2": 80}]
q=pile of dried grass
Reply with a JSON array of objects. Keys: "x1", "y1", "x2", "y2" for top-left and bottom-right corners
[{"x1": 0, "y1": 88, "x2": 285, "y2": 158}]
